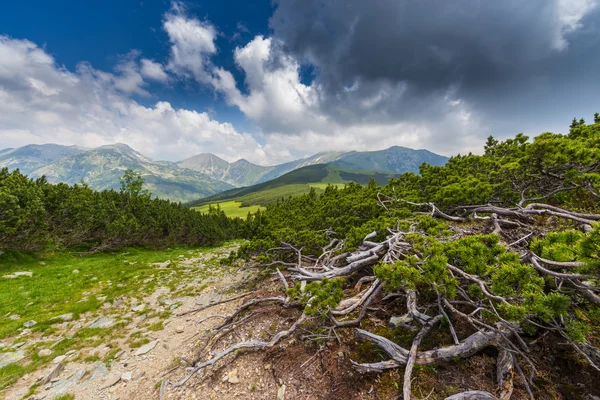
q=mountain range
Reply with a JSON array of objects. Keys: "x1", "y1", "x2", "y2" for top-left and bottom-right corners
[
  {"x1": 0, "y1": 143, "x2": 449, "y2": 202},
  {"x1": 177, "y1": 146, "x2": 448, "y2": 187}
]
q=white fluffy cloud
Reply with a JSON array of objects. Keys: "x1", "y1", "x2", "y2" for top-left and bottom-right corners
[
  {"x1": 0, "y1": 35, "x2": 272, "y2": 164},
  {"x1": 140, "y1": 59, "x2": 168, "y2": 82},
  {"x1": 164, "y1": 2, "x2": 217, "y2": 83},
  {"x1": 213, "y1": 36, "x2": 326, "y2": 135}
]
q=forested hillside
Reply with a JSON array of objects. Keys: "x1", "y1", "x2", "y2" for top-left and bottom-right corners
[
  {"x1": 186, "y1": 116, "x2": 600, "y2": 399},
  {"x1": 0, "y1": 169, "x2": 244, "y2": 252}
]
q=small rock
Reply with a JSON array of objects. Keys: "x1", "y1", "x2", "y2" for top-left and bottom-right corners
[
  {"x1": 52, "y1": 355, "x2": 67, "y2": 364},
  {"x1": 39, "y1": 261, "x2": 46, "y2": 266},
  {"x1": 38, "y1": 349, "x2": 52, "y2": 357},
  {"x1": 72, "y1": 269, "x2": 80, "y2": 274},
  {"x1": 0, "y1": 350, "x2": 25, "y2": 368},
  {"x1": 13, "y1": 342, "x2": 25, "y2": 348},
  {"x1": 227, "y1": 369, "x2": 239, "y2": 384},
  {"x1": 135, "y1": 340, "x2": 158, "y2": 356},
  {"x1": 89, "y1": 363, "x2": 109, "y2": 381},
  {"x1": 150, "y1": 260, "x2": 170, "y2": 268},
  {"x1": 52, "y1": 313, "x2": 73, "y2": 322},
  {"x1": 50, "y1": 368, "x2": 85, "y2": 397},
  {"x1": 42, "y1": 362, "x2": 64, "y2": 384},
  {"x1": 101, "y1": 373, "x2": 121, "y2": 389},
  {"x1": 14, "y1": 271, "x2": 33, "y2": 277},
  {"x1": 2, "y1": 275, "x2": 17, "y2": 279},
  {"x1": 175, "y1": 326, "x2": 185, "y2": 334},
  {"x1": 9, "y1": 314, "x2": 20, "y2": 320},
  {"x1": 24, "y1": 320, "x2": 37, "y2": 328},
  {"x1": 18, "y1": 329, "x2": 31, "y2": 337},
  {"x1": 277, "y1": 384, "x2": 286, "y2": 400},
  {"x1": 65, "y1": 350, "x2": 77, "y2": 356},
  {"x1": 88, "y1": 316, "x2": 115, "y2": 329},
  {"x1": 121, "y1": 371, "x2": 132, "y2": 381},
  {"x1": 389, "y1": 315, "x2": 413, "y2": 327},
  {"x1": 169, "y1": 304, "x2": 179, "y2": 311},
  {"x1": 133, "y1": 370, "x2": 145, "y2": 380},
  {"x1": 131, "y1": 304, "x2": 145, "y2": 312}
]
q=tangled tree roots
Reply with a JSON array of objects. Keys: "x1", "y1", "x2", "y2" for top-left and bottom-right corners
[{"x1": 178, "y1": 198, "x2": 600, "y2": 400}]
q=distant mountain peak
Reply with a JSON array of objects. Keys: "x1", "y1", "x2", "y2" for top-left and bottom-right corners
[
  {"x1": 0, "y1": 143, "x2": 88, "y2": 175},
  {"x1": 98, "y1": 143, "x2": 136, "y2": 152},
  {"x1": 232, "y1": 158, "x2": 253, "y2": 165}
]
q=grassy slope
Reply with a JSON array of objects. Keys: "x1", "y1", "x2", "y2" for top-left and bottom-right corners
[
  {"x1": 0, "y1": 243, "x2": 239, "y2": 389},
  {"x1": 191, "y1": 201, "x2": 265, "y2": 218},
  {"x1": 188, "y1": 164, "x2": 397, "y2": 208},
  {"x1": 0, "y1": 246, "x2": 220, "y2": 339}
]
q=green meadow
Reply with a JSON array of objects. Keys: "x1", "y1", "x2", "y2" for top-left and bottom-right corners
[
  {"x1": 192, "y1": 200, "x2": 265, "y2": 218},
  {"x1": 0, "y1": 243, "x2": 240, "y2": 389}
]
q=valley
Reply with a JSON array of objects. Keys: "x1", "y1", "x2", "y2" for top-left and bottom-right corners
[
  {"x1": 191, "y1": 201, "x2": 265, "y2": 219},
  {"x1": 188, "y1": 164, "x2": 398, "y2": 212}
]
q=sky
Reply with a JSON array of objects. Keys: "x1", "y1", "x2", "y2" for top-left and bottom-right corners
[{"x1": 0, "y1": 0, "x2": 599, "y2": 165}]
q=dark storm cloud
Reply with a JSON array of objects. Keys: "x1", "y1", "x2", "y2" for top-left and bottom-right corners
[
  {"x1": 269, "y1": 0, "x2": 600, "y2": 136},
  {"x1": 271, "y1": 0, "x2": 579, "y2": 93}
]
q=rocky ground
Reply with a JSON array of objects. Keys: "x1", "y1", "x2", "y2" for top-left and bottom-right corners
[{"x1": 0, "y1": 245, "x2": 283, "y2": 400}]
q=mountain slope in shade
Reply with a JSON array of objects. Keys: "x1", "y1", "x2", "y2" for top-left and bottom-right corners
[
  {"x1": 255, "y1": 152, "x2": 346, "y2": 184},
  {"x1": 30, "y1": 144, "x2": 233, "y2": 202},
  {"x1": 330, "y1": 146, "x2": 448, "y2": 174},
  {"x1": 0, "y1": 144, "x2": 88, "y2": 175},
  {"x1": 177, "y1": 153, "x2": 273, "y2": 187},
  {"x1": 188, "y1": 164, "x2": 399, "y2": 207}
]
